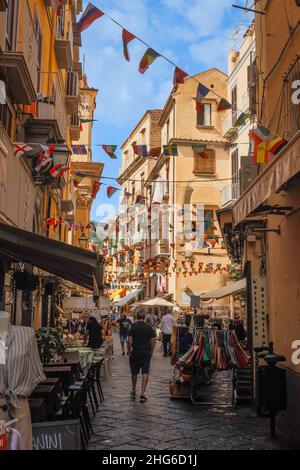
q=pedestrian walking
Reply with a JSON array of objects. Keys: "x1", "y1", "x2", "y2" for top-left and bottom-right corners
[
  {"x1": 128, "y1": 309, "x2": 156, "y2": 403},
  {"x1": 160, "y1": 308, "x2": 175, "y2": 357},
  {"x1": 117, "y1": 313, "x2": 132, "y2": 355},
  {"x1": 146, "y1": 311, "x2": 158, "y2": 335},
  {"x1": 86, "y1": 316, "x2": 103, "y2": 350}
]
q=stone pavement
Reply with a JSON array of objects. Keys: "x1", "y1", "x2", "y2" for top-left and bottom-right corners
[{"x1": 88, "y1": 334, "x2": 292, "y2": 450}]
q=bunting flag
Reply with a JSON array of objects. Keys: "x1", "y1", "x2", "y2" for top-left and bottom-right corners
[
  {"x1": 132, "y1": 143, "x2": 148, "y2": 157},
  {"x1": 122, "y1": 29, "x2": 136, "y2": 61},
  {"x1": 196, "y1": 84, "x2": 209, "y2": 112},
  {"x1": 78, "y1": 3, "x2": 104, "y2": 33},
  {"x1": 268, "y1": 137, "x2": 287, "y2": 156},
  {"x1": 121, "y1": 191, "x2": 132, "y2": 204},
  {"x1": 107, "y1": 186, "x2": 118, "y2": 198},
  {"x1": 49, "y1": 164, "x2": 69, "y2": 179},
  {"x1": 163, "y1": 145, "x2": 178, "y2": 157},
  {"x1": 73, "y1": 172, "x2": 87, "y2": 187},
  {"x1": 192, "y1": 144, "x2": 207, "y2": 152},
  {"x1": 71, "y1": 145, "x2": 88, "y2": 155},
  {"x1": 14, "y1": 144, "x2": 33, "y2": 158},
  {"x1": 34, "y1": 153, "x2": 53, "y2": 173},
  {"x1": 173, "y1": 67, "x2": 188, "y2": 86},
  {"x1": 218, "y1": 98, "x2": 232, "y2": 111},
  {"x1": 102, "y1": 145, "x2": 118, "y2": 159},
  {"x1": 255, "y1": 142, "x2": 269, "y2": 164},
  {"x1": 251, "y1": 125, "x2": 270, "y2": 142},
  {"x1": 80, "y1": 119, "x2": 98, "y2": 124},
  {"x1": 139, "y1": 48, "x2": 160, "y2": 74},
  {"x1": 234, "y1": 112, "x2": 251, "y2": 128},
  {"x1": 92, "y1": 181, "x2": 101, "y2": 198}
]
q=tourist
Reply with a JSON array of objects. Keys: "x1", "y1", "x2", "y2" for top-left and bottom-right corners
[
  {"x1": 160, "y1": 308, "x2": 175, "y2": 357},
  {"x1": 146, "y1": 311, "x2": 158, "y2": 335},
  {"x1": 86, "y1": 316, "x2": 103, "y2": 349},
  {"x1": 117, "y1": 313, "x2": 132, "y2": 355},
  {"x1": 128, "y1": 309, "x2": 156, "y2": 403}
]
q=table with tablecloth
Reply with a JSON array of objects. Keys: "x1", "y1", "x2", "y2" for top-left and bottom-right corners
[{"x1": 64, "y1": 347, "x2": 94, "y2": 372}]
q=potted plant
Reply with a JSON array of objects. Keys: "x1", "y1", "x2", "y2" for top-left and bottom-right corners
[{"x1": 35, "y1": 327, "x2": 65, "y2": 366}]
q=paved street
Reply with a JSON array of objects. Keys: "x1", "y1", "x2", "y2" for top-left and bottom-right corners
[{"x1": 89, "y1": 335, "x2": 292, "y2": 451}]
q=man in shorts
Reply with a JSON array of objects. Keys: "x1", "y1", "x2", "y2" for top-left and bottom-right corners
[
  {"x1": 117, "y1": 313, "x2": 132, "y2": 355},
  {"x1": 128, "y1": 309, "x2": 156, "y2": 403}
]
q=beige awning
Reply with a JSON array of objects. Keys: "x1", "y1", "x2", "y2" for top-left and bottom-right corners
[
  {"x1": 233, "y1": 131, "x2": 300, "y2": 226},
  {"x1": 201, "y1": 278, "x2": 246, "y2": 300}
]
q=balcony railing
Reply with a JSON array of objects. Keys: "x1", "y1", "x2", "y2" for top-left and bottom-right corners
[
  {"x1": 37, "y1": 72, "x2": 69, "y2": 141},
  {"x1": 65, "y1": 71, "x2": 79, "y2": 115},
  {"x1": 223, "y1": 114, "x2": 238, "y2": 139},
  {"x1": 221, "y1": 183, "x2": 240, "y2": 206}
]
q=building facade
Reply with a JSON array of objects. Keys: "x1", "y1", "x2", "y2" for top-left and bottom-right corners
[{"x1": 218, "y1": 0, "x2": 300, "y2": 446}]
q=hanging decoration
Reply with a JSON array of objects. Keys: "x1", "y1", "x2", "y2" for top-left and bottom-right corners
[
  {"x1": 107, "y1": 186, "x2": 118, "y2": 198},
  {"x1": 139, "y1": 48, "x2": 161, "y2": 74},
  {"x1": 50, "y1": 0, "x2": 66, "y2": 16},
  {"x1": 255, "y1": 142, "x2": 269, "y2": 164},
  {"x1": 268, "y1": 137, "x2": 287, "y2": 156},
  {"x1": 132, "y1": 143, "x2": 148, "y2": 157},
  {"x1": 102, "y1": 145, "x2": 118, "y2": 159},
  {"x1": 196, "y1": 84, "x2": 210, "y2": 112},
  {"x1": 122, "y1": 29, "x2": 136, "y2": 61},
  {"x1": 234, "y1": 112, "x2": 251, "y2": 128},
  {"x1": 217, "y1": 98, "x2": 232, "y2": 111},
  {"x1": 80, "y1": 119, "x2": 98, "y2": 123},
  {"x1": 14, "y1": 144, "x2": 34, "y2": 158},
  {"x1": 135, "y1": 194, "x2": 147, "y2": 204},
  {"x1": 163, "y1": 145, "x2": 178, "y2": 157},
  {"x1": 49, "y1": 164, "x2": 69, "y2": 179},
  {"x1": 34, "y1": 144, "x2": 55, "y2": 173},
  {"x1": 173, "y1": 67, "x2": 188, "y2": 86},
  {"x1": 92, "y1": 181, "x2": 101, "y2": 198},
  {"x1": 71, "y1": 144, "x2": 88, "y2": 155},
  {"x1": 73, "y1": 172, "x2": 87, "y2": 187},
  {"x1": 78, "y1": 3, "x2": 104, "y2": 33}
]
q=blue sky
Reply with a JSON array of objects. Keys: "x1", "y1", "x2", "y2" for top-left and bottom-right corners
[{"x1": 79, "y1": 0, "x2": 252, "y2": 221}]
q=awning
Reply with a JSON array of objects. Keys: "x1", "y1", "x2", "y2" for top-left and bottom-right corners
[
  {"x1": 233, "y1": 132, "x2": 300, "y2": 226},
  {"x1": 201, "y1": 278, "x2": 246, "y2": 300},
  {"x1": 109, "y1": 289, "x2": 126, "y2": 302},
  {"x1": 0, "y1": 222, "x2": 104, "y2": 292},
  {"x1": 115, "y1": 288, "x2": 144, "y2": 307}
]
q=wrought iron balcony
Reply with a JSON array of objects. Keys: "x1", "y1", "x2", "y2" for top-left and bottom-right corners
[
  {"x1": 70, "y1": 114, "x2": 81, "y2": 141},
  {"x1": 221, "y1": 183, "x2": 240, "y2": 207},
  {"x1": 65, "y1": 71, "x2": 79, "y2": 115}
]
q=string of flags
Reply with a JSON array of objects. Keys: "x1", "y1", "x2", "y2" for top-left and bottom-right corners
[
  {"x1": 14, "y1": 144, "x2": 68, "y2": 179},
  {"x1": 45, "y1": 218, "x2": 96, "y2": 232},
  {"x1": 249, "y1": 125, "x2": 287, "y2": 164}
]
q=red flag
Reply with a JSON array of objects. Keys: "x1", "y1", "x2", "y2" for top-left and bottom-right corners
[
  {"x1": 122, "y1": 29, "x2": 135, "y2": 62},
  {"x1": 173, "y1": 66, "x2": 188, "y2": 86},
  {"x1": 92, "y1": 181, "x2": 101, "y2": 198}
]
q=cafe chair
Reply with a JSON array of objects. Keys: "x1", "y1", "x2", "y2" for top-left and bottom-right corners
[{"x1": 93, "y1": 358, "x2": 105, "y2": 404}]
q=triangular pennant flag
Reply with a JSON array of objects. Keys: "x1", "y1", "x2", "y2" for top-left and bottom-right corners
[
  {"x1": 255, "y1": 142, "x2": 269, "y2": 164},
  {"x1": 80, "y1": 119, "x2": 98, "y2": 123},
  {"x1": 218, "y1": 98, "x2": 232, "y2": 111},
  {"x1": 132, "y1": 143, "x2": 148, "y2": 157},
  {"x1": 107, "y1": 186, "x2": 118, "y2": 198},
  {"x1": 173, "y1": 66, "x2": 188, "y2": 86},
  {"x1": 234, "y1": 112, "x2": 251, "y2": 128},
  {"x1": 78, "y1": 3, "x2": 104, "y2": 33},
  {"x1": 73, "y1": 172, "x2": 87, "y2": 187},
  {"x1": 122, "y1": 29, "x2": 136, "y2": 62},
  {"x1": 163, "y1": 145, "x2": 178, "y2": 157},
  {"x1": 267, "y1": 137, "x2": 287, "y2": 156},
  {"x1": 136, "y1": 194, "x2": 147, "y2": 204},
  {"x1": 102, "y1": 145, "x2": 118, "y2": 159},
  {"x1": 196, "y1": 83, "x2": 209, "y2": 112},
  {"x1": 139, "y1": 48, "x2": 160, "y2": 74},
  {"x1": 251, "y1": 124, "x2": 270, "y2": 142},
  {"x1": 92, "y1": 181, "x2": 101, "y2": 198}
]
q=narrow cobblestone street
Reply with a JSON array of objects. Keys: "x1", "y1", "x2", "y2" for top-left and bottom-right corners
[{"x1": 89, "y1": 335, "x2": 292, "y2": 451}]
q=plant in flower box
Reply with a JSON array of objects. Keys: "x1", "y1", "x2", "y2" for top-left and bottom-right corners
[{"x1": 35, "y1": 327, "x2": 65, "y2": 366}]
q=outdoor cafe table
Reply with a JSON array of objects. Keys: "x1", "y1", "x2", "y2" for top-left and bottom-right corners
[
  {"x1": 45, "y1": 361, "x2": 81, "y2": 380},
  {"x1": 43, "y1": 366, "x2": 73, "y2": 393},
  {"x1": 64, "y1": 348, "x2": 94, "y2": 372}
]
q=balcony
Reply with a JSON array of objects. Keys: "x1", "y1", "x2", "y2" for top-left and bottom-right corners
[
  {"x1": 70, "y1": 114, "x2": 81, "y2": 140},
  {"x1": 0, "y1": 0, "x2": 38, "y2": 104},
  {"x1": 65, "y1": 71, "x2": 79, "y2": 115},
  {"x1": 55, "y1": 21, "x2": 73, "y2": 70},
  {"x1": 223, "y1": 114, "x2": 238, "y2": 140},
  {"x1": 221, "y1": 183, "x2": 240, "y2": 207},
  {"x1": 0, "y1": 0, "x2": 7, "y2": 11},
  {"x1": 25, "y1": 73, "x2": 68, "y2": 142}
]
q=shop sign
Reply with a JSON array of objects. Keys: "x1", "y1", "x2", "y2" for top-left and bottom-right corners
[{"x1": 32, "y1": 420, "x2": 81, "y2": 450}]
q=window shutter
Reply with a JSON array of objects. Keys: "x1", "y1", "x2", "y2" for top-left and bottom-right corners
[{"x1": 193, "y1": 150, "x2": 216, "y2": 175}]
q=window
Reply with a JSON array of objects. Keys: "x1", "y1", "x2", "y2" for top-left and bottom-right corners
[
  {"x1": 193, "y1": 149, "x2": 216, "y2": 175},
  {"x1": 231, "y1": 86, "x2": 237, "y2": 124},
  {"x1": 0, "y1": 103, "x2": 13, "y2": 138},
  {"x1": 197, "y1": 103, "x2": 211, "y2": 127},
  {"x1": 231, "y1": 149, "x2": 239, "y2": 199},
  {"x1": 166, "y1": 119, "x2": 170, "y2": 143},
  {"x1": 6, "y1": 0, "x2": 18, "y2": 51},
  {"x1": 34, "y1": 8, "x2": 43, "y2": 92}
]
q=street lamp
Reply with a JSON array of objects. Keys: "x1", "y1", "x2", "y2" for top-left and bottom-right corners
[{"x1": 79, "y1": 232, "x2": 89, "y2": 250}]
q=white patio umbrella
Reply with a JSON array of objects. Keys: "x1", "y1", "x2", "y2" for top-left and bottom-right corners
[{"x1": 139, "y1": 298, "x2": 176, "y2": 308}]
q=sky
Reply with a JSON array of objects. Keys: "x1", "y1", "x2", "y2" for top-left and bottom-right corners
[{"x1": 79, "y1": 0, "x2": 252, "y2": 222}]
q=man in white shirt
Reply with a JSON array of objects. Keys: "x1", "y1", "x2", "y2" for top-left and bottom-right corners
[{"x1": 160, "y1": 308, "x2": 175, "y2": 357}]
